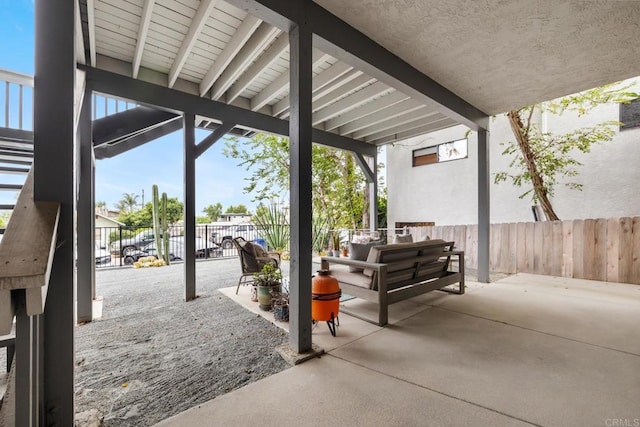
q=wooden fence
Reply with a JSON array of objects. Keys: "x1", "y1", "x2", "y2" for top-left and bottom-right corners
[{"x1": 408, "y1": 217, "x2": 640, "y2": 285}]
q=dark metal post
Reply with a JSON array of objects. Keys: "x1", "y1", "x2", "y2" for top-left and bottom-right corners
[
  {"x1": 369, "y1": 152, "x2": 378, "y2": 232},
  {"x1": 33, "y1": 0, "x2": 76, "y2": 424},
  {"x1": 184, "y1": 112, "x2": 197, "y2": 301},
  {"x1": 477, "y1": 128, "x2": 490, "y2": 282},
  {"x1": 77, "y1": 83, "x2": 95, "y2": 323},
  {"x1": 204, "y1": 225, "x2": 209, "y2": 258},
  {"x1": 289, "y1": 10, "x2": 314, "y2": 353}
]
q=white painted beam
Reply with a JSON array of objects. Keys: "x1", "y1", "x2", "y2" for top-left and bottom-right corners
[
  {"x1": 226, "y1": 33, "x2": 289, "y2": 103},
  {"x1": 211, "y1": 24, "x2": 280, "y2": 100},
  {"x1": 367, "y1": 117, "x2": 458, "y2": 145},
  {"x1": 271, "y1": 61, "x2": 352, "y2": 116},
  {"x1": 324, "y1": 91, "x2": 408, "y2": 131},
  {"x1": 277, "y1": 71, "x2": 371, "y2": 119},
  {"x1": 168, "y1": 0, "x2": 219, "y2": 88},
  {"x1": 86, "y1": 0, "x2": 96, "y2": 66},
  {"x1": 199, "y1": 15, "x2": 262, "y2": 96},
  {"x1": 250, "y1": 50, "x2": 329, "y2": 111},
  {"x1": 75, "y1": 1, "x2": 86, "y2": 65},
  {"x1": 353, "y1": 107, "x2": 439, "y2": 139},
  {"x1": 339, "y1": 98, "x2": 425, "y2": 135},
  {"x1": 312, "y1": 81, "x2": 390, "y2": 125},
  {"x1": 132, "y1": 0, "x2": 156, "y2": 79}
]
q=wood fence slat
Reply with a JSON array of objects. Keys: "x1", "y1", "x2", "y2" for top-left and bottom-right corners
[
  {"x1": 572, "y1": 220, "x2": 584, "y2": 279},
  {"x1": 632, "y1": 217, "x2": 640, "y2": 285},
  {"x1": 562, "y1": 220, "x2": 573, "y2": 277},
  {"x1": 594, "y1": 219, "x2": 608, "y2": 282},
  {"x1": 542, "y1": 221, "x2": 553, "y2": 276},
  {"x1": 619, "y1": 217, "x2": 633, "y2": 284},
  {"x1": 533, "y1": 222, "x2": 543, "y2": 275},
  {"x1": 526, "y1": 222, "x2": 535, "y2": 274},
  {"x1": 606, "y1": 218, "x2": 620, "y2": 283},
  {"x1": 465, "y1": 224, "x2": 475, "y2": 269},
  {"x1": 490, "y1": 224, "x2": 501, "y2": 272},
  {"x1": 468, "y1": 224, "x2": 478, "y2": 270},
  {"x1": 516, "y1": 222, "x2": 527, "y2": 273},
  {"x1": 508, "y1": 222, "x2": 517, "y2": 273},
  {"x1": 582, "y1": 219, "x2": 596, "y2": 280},
  {"x1": 551, "y1": 221, "x2": 563, "y2": 276}
]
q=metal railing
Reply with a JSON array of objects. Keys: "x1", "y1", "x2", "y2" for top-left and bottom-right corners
[
  {"x1": 0, "y1": 68, "x2": 33, "y2": 131},
  {"x1": 95, "y1": 224, "x2": 264, "y2": 268}
]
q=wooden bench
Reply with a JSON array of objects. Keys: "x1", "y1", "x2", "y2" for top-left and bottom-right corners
[{"x1": 321, "y1": 239, "x2": 464, "y2": 326}]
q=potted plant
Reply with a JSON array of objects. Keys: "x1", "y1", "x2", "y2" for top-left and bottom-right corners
[
  {"x1": 253, "y1": 263, "x2": 282, "y2": 311},
  {"x1": 271, "y1": 288, "x2": 289, "y2": 321},
  {"x1": 330, "y1": 232, "x2": 341, "y2": 257}
]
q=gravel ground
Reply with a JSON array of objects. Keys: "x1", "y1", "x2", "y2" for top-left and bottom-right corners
[{"x1": 75, "y1": 258, "x2": 290, "y2": 426}]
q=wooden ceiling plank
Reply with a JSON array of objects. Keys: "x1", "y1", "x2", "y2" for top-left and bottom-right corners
[
  {"x1": 132, "y1": 0, "x2": 156, "y2": 78},
  {"x1": 312, "y1": 80, "x2": 390, "y2": 125},
  {"x1": 210, "y1": 23, "x2": 279, "y2": 100},
  {"x1": 338, "y1": 98, "x2": 424, "y2": 134},
  {"x1": 167, "y1": 0, "x2": 219, "y2": 88},
  {"x1": 226, "y1": 32, "x2": 288, "y2": 103},
  {"x1": 250, "y1": 49, "x2": 329, "y2": 111},
  {"x1": 199, "y1": 14, "x2": 262, "y2": 96}
]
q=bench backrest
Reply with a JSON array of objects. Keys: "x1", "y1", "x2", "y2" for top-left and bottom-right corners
[{"x1": 364, "y1": 239, "x2": 454, "y2": 290}]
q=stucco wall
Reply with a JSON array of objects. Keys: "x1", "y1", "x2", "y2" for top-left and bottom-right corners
[{"x1": 387, "y1": 86, "x2": 640, "y2": 227}]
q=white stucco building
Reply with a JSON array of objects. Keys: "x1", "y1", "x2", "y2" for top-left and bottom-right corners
[{"x1": 387, "y1": 79, "x2": 640, "y2": 227}]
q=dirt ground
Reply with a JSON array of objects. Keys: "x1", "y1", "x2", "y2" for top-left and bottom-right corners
[{"x1": 74, "y1": 258, "x2": 290, "y2": 426}]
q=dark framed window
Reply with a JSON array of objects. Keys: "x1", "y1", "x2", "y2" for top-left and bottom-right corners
[
  {"x1": 412, "y1": 138, "x2": 468, "y2": 167},
  {"x1": 620, "y1": 98, "x2": 640, "y2": 130}
]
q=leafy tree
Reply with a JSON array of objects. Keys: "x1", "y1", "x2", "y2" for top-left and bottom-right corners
[
  {"x1": 196, "y1": 216, "x2": 210, "y2": 224},
  {"x1": 0, "y1": 212, "x2": 11, "y2": 228},
  {"x1": 496, "y1": 84, "x2": 638, "y2": 220},
  {"x1": 203, "y1": 202, "x2": 223, "y2": 221},
  {"x1": 118, "y1": 197, "x2": 184, "y2": 227},
  {"x1": 224, "y1": 133, "x2": 384, "y2": 231},
  {"x1": 96, "y1": 201, "x2": 107, "y2": 209},
  {"x1": 115, "y1": 192, "x2": 140, "y2": 214},
  {"x1": 225, "y1": 204, "x2": 249, "y2": 214}
]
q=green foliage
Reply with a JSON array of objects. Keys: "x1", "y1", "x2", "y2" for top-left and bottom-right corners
[
  {"x1": 224, "y1": 133, "x2": 382, "y2": 231},
  {"x1": 0, "y1": 212, "x2": 11, "y2": 228},
  {"x1": 115, "y1": 192, "x2": 140, "y2": 213},
  {"x1": 225, "y1": 204, "x2": 249, "y2": 214},
  {"x1": 196, "y1": 216, "x2": 210, "y2": 224},
  {"x1": 253, "y1": 263, "x2": 282, "y2": 287},
  {"x1": 108, "y1": 228, "x2": 136, "y2": 244},
  {"x1": 497, "y1": 82, "x2": 639, "y2": 218},
  {"x1": 252, "y1": 202, "x2": 289, "y2": 251},
  {"x1": 311, "y1": 214, "x2": 330, "y2": 254},
  {"x1": 202, "y1": 202, "x2": 222, "y2": 221},
  {"x1": 118, "y1": 197, "x2": 183, "y2": 228},
  {"x1": 96, "y1": 201, "x2": 107, "y2": 209}
]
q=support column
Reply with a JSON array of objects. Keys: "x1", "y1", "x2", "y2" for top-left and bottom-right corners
[
  {"x1": 289, "y1": 14, "x2": 313, "y2": 353},
  {"x1": 184, "y1": 112, "x2": 197, "y2": 301},
  {"x1": 477, "y1": 128, "x2": 490, "y2": 283},
  {"x1": 77, "y1": 84, "x2": 95, "y2": 323},
  {"x1": 368, "y1": 153, "x2": 378, "y2": 232},
  {"x1": 33, "y1": 0, "x2": 76, "y2": 424}
]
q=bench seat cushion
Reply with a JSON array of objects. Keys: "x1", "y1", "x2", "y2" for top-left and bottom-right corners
[{"x1": 327, "y1": 263, "x2": 373, "y2": 289}]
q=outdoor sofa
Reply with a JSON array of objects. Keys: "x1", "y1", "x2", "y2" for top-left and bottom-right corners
[{"x1": 320, "y1": 239, "x2": 464, "y2": 326}]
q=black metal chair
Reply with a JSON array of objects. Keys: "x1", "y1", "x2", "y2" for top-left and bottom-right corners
[{"x1": 233, "y1": 237, "x2": 281, "y2": 294}]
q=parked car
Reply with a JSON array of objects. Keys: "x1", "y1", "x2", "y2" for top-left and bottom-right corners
[
  {"x1": 95, "y1": 243, "x2": 112, "y2": 266},
  {"x1": 209, "y1": 223, "x2": 260, "y2": 249},
  {"x1": 110, "y1": 230, "x2": 159, "y2": 256},
  {"x1": 122, "y1": 236, "x2": 221, "y2": 265}
]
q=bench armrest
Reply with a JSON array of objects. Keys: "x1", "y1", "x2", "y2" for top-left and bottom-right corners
[{"x1": 320, "y1": 256, "x2": 385, "y2": 271}]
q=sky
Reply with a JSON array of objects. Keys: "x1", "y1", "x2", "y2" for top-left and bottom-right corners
[{"x1": 0, "y1": 0, "x2": 263, "y2": 216}]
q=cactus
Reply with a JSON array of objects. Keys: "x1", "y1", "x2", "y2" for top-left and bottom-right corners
[
  {"x1": 162, "y1": 191, "x2": 170, "y2": 265},
  {"x1": 151, "y1": 184, "x2": 170, "y2": 265}
]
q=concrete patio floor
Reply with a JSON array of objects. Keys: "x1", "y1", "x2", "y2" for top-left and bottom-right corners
[{"x1": 157, "y1": 273, "x2": 640, "y2": 426}]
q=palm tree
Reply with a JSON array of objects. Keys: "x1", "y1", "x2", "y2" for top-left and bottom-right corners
[{"x1": 115, "y1": 192, "x2": 140, "y2": 214}]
